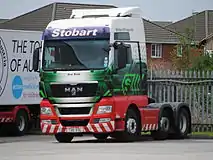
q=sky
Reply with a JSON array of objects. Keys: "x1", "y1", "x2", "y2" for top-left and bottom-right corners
[{"x1": 0, "y1": 0, "x2": 213, "y2": 21}]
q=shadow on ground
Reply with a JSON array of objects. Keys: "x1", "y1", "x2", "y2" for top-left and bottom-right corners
[{"x1": 51, "y1": 135, "x2": 160, "y2": 144}]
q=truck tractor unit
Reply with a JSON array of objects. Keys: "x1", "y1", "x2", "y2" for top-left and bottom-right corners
[{"x1": 32, "y1": 7, "x2": 192, "y2": 142}]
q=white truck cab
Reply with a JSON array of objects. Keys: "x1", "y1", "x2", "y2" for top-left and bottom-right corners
[{"x1": 40, "y1": 7, "x2": 147, "y2": 71}]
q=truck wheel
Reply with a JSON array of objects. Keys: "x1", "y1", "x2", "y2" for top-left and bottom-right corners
[
  {"x1": 93, "y1": 133, "x2": 109, "y2": 140},
  {"x1": 151, "y1": 110, "x2": 171, "y2": 140},
  {"x1": 171, "y1": 108, "x2": 190, "y2": 139},
  {"x1": 55, "y1": 133, "x2": 74, "y2": 143},
  {"x1": 13, "y1": 110, "x2": 29, "y2": 136},
  {"x1": 123, "y1": 109, "x2": 141, "y2": 141}
]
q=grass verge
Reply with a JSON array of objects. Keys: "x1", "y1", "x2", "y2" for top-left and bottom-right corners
[
  {"x1": 191, "y1": 132, "x2": 213, "y2": 137},
  {"x1": 142, "y1": 131, "x2": 213, "y2": 137}
]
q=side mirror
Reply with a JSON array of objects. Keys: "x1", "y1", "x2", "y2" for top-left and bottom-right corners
[
  {"x1": 116, "y1": 43, "x2": 128, "y2": 69},
  {"x1": 32, "y1": 48, "x2": 40, "y2": 72}
]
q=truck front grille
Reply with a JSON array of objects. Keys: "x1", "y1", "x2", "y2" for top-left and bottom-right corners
[
  {"x1": 50, "y1": 83, "x2": 98, "y2": 98},
  {"x1": 60, "y1": 119, "x2": 89, "y2": 126},
  {"x1": 58, "y1": 107, "x2": 91, "y2": 115}
]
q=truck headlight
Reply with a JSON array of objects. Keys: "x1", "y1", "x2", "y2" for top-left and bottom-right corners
[
  {"x1": 41, "y1": 107, "x2": 53, "y2": 115},
  {"x1": 97, "y1": 106, "x2": 112, "y2": 114}
]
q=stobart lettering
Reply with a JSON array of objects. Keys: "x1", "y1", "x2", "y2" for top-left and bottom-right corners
[{"x1": 52, "y1": 28, "x2": 98, "y2": 37}]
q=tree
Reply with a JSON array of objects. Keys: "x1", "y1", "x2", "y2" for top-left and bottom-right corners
[
  {"x1": 170, "y1": 28, "x2": 213, "y2": 70},
  {"x1": 191, "y1": 53, "x2": 213, "y2": 70}
]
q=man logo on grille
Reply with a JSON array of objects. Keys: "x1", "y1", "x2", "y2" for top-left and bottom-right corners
[
  {"x1": 0, "y1": 37, "x2": 8, "y2": 96},
  {"x1": 65, "y1": 86, "x2": 83, "y2": 96}
]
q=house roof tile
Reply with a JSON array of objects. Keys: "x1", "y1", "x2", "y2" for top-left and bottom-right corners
[
  {"x1": 166, "y1": 10, "x2": 213, "y2": 42},
  {"x1": 0, "y1": 2, "x2": 116, "y2": 31},
  {"x1": 144, "y1": 19, "x2": 179, "y2": 44}
]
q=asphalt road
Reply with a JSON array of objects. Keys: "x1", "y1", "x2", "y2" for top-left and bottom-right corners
[{"x1": 0, "y1": 135, "x2": 213, "y2": 160}]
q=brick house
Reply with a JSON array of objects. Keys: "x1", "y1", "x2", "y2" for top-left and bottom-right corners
[
  {"x1": 144, "y1": 20, "x2": 179, "y2": 69},
  {"x1": 199, "y1": 33, "x2": 213, "y2": 56},
  {"x1": 161, "y1": 10, "x2": 213, "y2": 68},
  {"x1": 145, "y1": 10, "x2": 213, "y2": 69}
]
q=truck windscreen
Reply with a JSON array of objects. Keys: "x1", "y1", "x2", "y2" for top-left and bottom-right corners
[{"x1": 42, "y1": 39, "x2": 110, "y2": 71}]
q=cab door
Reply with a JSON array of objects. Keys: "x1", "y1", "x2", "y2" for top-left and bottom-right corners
[{"x1": 111, "y1": 31, "x2": 146, "y2": 96}]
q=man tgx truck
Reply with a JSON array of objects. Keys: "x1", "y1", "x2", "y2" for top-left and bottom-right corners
[
  {"x1": 0, "y1": 29, "x2": 42, "y2": 136},
  {"x1": 32, "y1": 7, "x2": 192, "y2": 142}
]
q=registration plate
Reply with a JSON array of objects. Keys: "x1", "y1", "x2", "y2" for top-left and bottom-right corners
[{"x1": 66, "y1": 127, "x2": 83, "y2": 133}]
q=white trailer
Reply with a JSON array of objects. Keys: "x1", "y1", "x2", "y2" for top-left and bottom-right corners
[{"x1": 0, "y1": 29, "x2": 42, "y2": 135}]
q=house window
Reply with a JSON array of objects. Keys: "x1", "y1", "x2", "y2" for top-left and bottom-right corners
[
  {"x1": 177, "y1": 45, "x2": 183, "y2": 57},
  {"x1": 151, "y1": 44, "x2": 162, "y2": 58}
]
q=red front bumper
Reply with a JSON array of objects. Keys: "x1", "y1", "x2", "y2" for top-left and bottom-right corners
[
  {"x1": 40, "y1": 121, "x2": 115, "y2": 134},
  {"x1": 40, "y1": 98, "x2": 117, "y2": 135}
]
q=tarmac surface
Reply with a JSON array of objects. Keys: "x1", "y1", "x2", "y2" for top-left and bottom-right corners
[{"x1": 0, "y1": 135, "x2": 213, "y2": 160}]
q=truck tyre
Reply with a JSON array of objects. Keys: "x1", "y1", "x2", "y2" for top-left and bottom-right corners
[
  {"x1": 170, "y1": 108, "x2": 190, "y2": 139},
  {"x1": 122, "y1": 109, "x2": 141, "y2": 141},
  {"x1": 55, "y1": 133, "x2": 74, "y2": 143},
  {"x1": 13, "y1": 110, "x2": 29, "y2": 136},
  {"x1": 93, "y1": 133, "x2": 109, "y2": 140},
  {"x1": 151, "y1": 110, "x2": 171, "y2": 140},
  {"x1": 0, "y1": 124, "x2": 3, "y2": 135}
]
